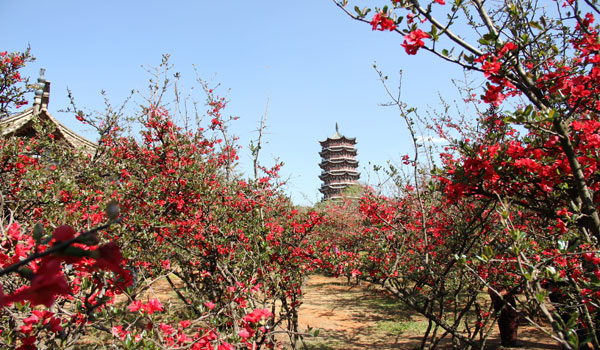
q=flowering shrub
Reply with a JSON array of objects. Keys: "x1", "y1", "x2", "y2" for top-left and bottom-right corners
[
  {"x1": 312, "y1": 195, "x2": 364, "y2": 282},
  {"x1": 0, "y1": 56, "x2": 322, "y2": 349},
  {"x1": 0, "y1": 48, "x2": 33, "y2": 119},
  {"x1": 334, "y1": 0, "x2": 600, "y2": 348}
]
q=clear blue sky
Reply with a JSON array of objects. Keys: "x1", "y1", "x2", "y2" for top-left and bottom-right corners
[{"x1": 3, "y1": 0, "x2": 467, "y2": 206}]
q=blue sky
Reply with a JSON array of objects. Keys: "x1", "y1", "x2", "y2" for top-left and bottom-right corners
[{"x1": 3, "y1": 0, "x2": 469, "y2": 206}]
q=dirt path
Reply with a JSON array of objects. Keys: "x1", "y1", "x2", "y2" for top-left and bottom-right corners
[{"x1": 297, "y1": 274, "x2": 561, "y2": 350}]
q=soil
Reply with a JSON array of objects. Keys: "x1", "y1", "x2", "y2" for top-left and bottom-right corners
[
  {"x1": 141, "y1": 273, "x2": 561, "y2": 349},
  {"x1": 296, "y1": 274, "x2": 561, "y2": 350}
]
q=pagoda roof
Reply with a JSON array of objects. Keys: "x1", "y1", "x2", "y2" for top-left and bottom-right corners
[
  {"x1": 1, "y1": 75, "x2": 96, "y2": 154},
  {"x1": 319, "y1": 183, "x2": 357, "y2": 193},
  {"x1": 319, "y1": 146, "x2": 357, "y2": 155},
  {"x1": 319, "y1": 161, "x2": 358, "y2": 169},
  {"x1": 1, "y1": 107, "x2": 97, "y2": 153},
  {"x1": 319, "y1": 136, "x2": 356, "y2": 146},
  {"x1": 319, "y1": 158, "x2": 358, "y2": 166},
  {"x1": 319, "y1": 123, "x2": 356, "y2": 145},
  {"x1": 319, "y1": 171, "x2": 360, "y2": 180},
  {"x1": 319, "y1": 168, "x2": 360, "y2": 175}
]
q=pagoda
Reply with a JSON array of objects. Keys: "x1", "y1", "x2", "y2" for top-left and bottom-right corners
[
  {"x1": 1, "y1": 69, "x2": 96, "y2": 153},
  {"x1": 318, "y1": 124, "x2": 360, "y2": 201}
]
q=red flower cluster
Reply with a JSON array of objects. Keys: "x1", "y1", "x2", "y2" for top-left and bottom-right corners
[
  {"x1": 401, "y1": 29, "x2": 430, "y2": 55},
  {"x1": 1, "y1": 257, "x2": 70, "y2": 308},
  {"x1": 128, "y1": 298, "x2": 164, "y2": 314},
  {"x1": 370, "y1": 12, "x2": 396, "y2": 31},
  {"x1": 0, "y1": 224, "x2": 129, "y2": 310},
  {"x1": 242, "y1": 308, "x2": 272, "y2": 323}
]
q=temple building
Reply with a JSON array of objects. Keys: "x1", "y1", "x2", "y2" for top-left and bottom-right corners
[
  {"x1": 318, "y1": 124, "x2": 360, "y2": 201},
  {"x1": 0, "y1": 69, "x2": 96, "y2": 153}
]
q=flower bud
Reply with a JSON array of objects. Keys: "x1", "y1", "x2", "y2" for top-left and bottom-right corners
[
  {"x1": 33, "y1": 223, "x2": 44, "y2": 244},
  {"x1": 17, "y1": 267, "x2": 34, "y2": 280},
  {"x1": 76, "y1": 233, "x2": 100, "y2": 246},
  {"x1": 53, "y1": 225, "x2": 76, "y2": 242},
  {"x1": 106, "y1": 200, "x2": 120, "y2": 221}
]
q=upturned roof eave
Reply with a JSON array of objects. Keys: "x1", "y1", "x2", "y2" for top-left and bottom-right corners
[
  {"x1": 319, "y1": 136, "x2": 356, "y2": 145},
  {"x1": 319, "y1": 147, "x2": 357, "y2": 155},
  {"x1": 1, "y1": 108, "x2": 97, "y2": 153},
  {"x1": 319, "y1": 158, "x2": 359, "y2": 164}
]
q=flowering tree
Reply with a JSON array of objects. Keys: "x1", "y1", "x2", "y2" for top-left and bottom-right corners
[
  {"x1": 312, "y1": 194, "x2": 365, "y2": 283},
  {"x1": 334, "y1": 0, "x2": 600, "y2": 348},
  {"x1": 0, "y1": 54, "x2": 323, "y2": 349},
  {"x1": 0, "y1": 48, "x2": 34, "y2": 119}
]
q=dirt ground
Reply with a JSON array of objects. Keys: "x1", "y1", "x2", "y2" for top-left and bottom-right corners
[
  {"x1": 296, "y1": 274, "x2": 561, "y2": 350},
  {"x1": 140, "y1": 273, "x2": 561, "y2": 349}
]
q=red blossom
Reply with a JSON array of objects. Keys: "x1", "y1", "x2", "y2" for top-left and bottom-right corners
[
  {"x1": 218, "y1": 343, "x2": 234, "y2": 350},
  {"x1": 370, "y1": 12, "x2": 396, "y2": 31},
  {"x1": 5, "y1": 258, "x2": 70, "y2": 307},
  {"x1": 52, "y1": 225, "x2": 76, "y2": 242},
  {"x1": 142, "y1": 298, "x2": 163, "y2": 314},
  {"x1": 481, "y1": 84, "x2": 505, "y2": 106},
  {"x1": 93, "y1": 242, "x2": 125, "y2": 275},
  {"x1": 401, "y1": 29, "x2": 430, "y2": 55},
  {"x1": 128, "y1": 300, "x2": 142, "y2": 312},
  {"x1": 243, "y1": 308, "x2": 272, "y2": 323}
]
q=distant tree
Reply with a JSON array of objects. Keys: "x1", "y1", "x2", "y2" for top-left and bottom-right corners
[{"x1": 0, "y1": 48, "x2": 34, "y2": 119}]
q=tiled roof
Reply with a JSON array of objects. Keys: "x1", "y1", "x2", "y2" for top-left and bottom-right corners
[{"x1": 1, "y1": 107, "x2": 97, "y2": 153}]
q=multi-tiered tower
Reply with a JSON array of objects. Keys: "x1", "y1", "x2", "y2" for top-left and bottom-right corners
[{"x1": 319, "y1": 124, "x2": 360, "y2": 201}]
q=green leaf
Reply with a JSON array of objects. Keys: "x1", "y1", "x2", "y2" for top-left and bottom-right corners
[
  {"x1": 544, "y1": 266, "x2": 557, "y2": 279},
  {"x1": 529, "y1": 21, "x2": 543, "y2": 30},
  {"x1": 510, "y1": 229, "x2": 523, "y2": 241},
  {"x1": 482, "y1": 33, "x2": 497, "y2": 41},
  {"x1": 557, "y1": 240, "x2": 568, "y2": 252},
  {"x1": 566, "y1": 329, "x2": 579, "y2": 349},
  {"x1": 455, "y1": 254, "x2": 467, "y2": 266},
  {"x1": 535, "y1": 291, "x2": 547, "y2": 303},
  {"x1": 484, "y1": 245, "x2": 494, "y2": 258},
  {"x1": 578, "y1": 333, "x2": 594, "y2": 348},
  {"x1": 566, "y1": 313, "x2": 578, "y2": 329}
]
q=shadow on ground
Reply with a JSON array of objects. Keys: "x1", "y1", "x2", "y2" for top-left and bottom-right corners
[{"x1": 298, "y1": 275, "x2": 560, "y2": 350}]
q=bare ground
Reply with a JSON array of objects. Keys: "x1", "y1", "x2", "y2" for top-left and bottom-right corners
[
  {"x1": 134, "y1": 273, "x2": 561, "y2": 349},
  {"x1": 296, "y1": 274, "x2": 561, "y2": 350}
]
